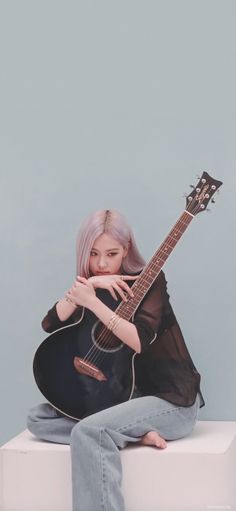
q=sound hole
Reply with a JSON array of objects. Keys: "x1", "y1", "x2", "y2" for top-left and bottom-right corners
[{"x1": 92, "y1": 321, "x2": 124, "y2": 353}]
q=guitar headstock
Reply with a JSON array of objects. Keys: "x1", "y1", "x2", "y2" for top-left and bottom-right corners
[{"x1": 186, "y1": 172, "x2": 223, "y2": 216}]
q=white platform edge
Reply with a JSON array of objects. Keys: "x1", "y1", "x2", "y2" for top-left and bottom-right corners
[{"x1": 1, "y1": 420, "x2": 236, "y2": 454}]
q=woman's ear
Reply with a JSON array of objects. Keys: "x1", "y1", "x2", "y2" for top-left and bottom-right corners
[{"x1": 123, "y1": 241, "x2": 130, "y2": 258}]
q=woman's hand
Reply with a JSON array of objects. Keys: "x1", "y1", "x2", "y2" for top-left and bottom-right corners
[
  {"x1": 87, "y1": 274, "x2": 138, "y2": 302},
  {"x1": 66, "y1": 277, "x2": 96, "y2": 309}
]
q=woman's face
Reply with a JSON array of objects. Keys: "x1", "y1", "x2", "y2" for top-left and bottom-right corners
[{"x1": 89, "y1": 233, "x2": 128, "y2": 276}]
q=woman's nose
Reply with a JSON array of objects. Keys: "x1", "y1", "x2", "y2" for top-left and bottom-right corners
[{"x1": 98, "y1": 257, "x2": 107, "y2": 269}]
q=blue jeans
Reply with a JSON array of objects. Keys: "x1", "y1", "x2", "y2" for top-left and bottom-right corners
[{"x1": 27, "y1": 394, "x2": 200, "y2": 511}]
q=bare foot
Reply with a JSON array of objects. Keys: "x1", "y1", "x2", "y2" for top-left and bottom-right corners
[{"x1": 139, "y1": 431, "x2": 167, "y2": 449}]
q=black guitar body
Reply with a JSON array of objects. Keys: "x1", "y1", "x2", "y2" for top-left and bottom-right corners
[{"x1": 33, "y1": 290, "x2": 135, "y2": 420}]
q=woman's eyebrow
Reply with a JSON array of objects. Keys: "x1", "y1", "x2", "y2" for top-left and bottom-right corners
[{"x1": 91, "y1": 248, "x2": 120, "y2": 252}]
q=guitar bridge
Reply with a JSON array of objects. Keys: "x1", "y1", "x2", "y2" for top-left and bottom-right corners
[{"x1": 73, "y1": 357, "x2": 107, "y2": 382}]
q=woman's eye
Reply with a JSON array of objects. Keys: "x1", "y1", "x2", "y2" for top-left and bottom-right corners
[{"x1": 90, "y1": 252, "x2": 118, "y2": 257}]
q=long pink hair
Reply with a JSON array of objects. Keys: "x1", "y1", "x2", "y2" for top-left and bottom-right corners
[{"x1": 76, "y1": 209, "x2": 146, "y2": 278}]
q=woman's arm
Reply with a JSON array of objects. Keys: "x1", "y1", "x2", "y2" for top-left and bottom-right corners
[
  {"x1": 87, "y1": 295, "x2": 141, "y2": 353},
  {"x1": 67, "y1": 278, "x2": 142, "y2": 353},
  {"x1": 41, "y1": 279, "x2": 83, "y2": 333},
  {"x1": 56, "y1": 296, "x2": 78, "y2": 321},
  {"x1": 55, "y1": 273, "x2": 136, "y2": 322}
]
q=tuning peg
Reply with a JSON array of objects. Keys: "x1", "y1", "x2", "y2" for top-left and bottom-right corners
[
  {"x1": 211, "y1": 198, "x2": 215, "y2": 203},
  {"x1": 206, "y1": 208, "x2": 211, "y2": 212},
  {"x1": 189, "y1": 184, "x2": 195, "y2": 189}
]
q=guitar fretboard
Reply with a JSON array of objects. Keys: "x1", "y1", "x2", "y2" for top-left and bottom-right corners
[{"x1": 115, "y1": 210, "x2": 194, "y2": 320}]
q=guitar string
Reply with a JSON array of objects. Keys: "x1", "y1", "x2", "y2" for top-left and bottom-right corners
[
  {"x1": 80, "y1": 207, "x2": 199, "y2": 369},
  {"x1": 81, "y1": 206, "x2": 200, "y2": 368},
  {"x1": 82, "y1": 206, "x2": 199, "y2": 368}
]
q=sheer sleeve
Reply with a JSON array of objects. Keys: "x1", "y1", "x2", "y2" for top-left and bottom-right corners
[
  {"x1": 41, "y1": 303, "x2": 83, "y2": 333},
  {"x1": 133, "y1": 270, "x2": 172, "y2": 353}
]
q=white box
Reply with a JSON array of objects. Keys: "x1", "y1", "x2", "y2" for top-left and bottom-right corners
[{"x1": 1, "y1": 421, "x2": 236, "y2": 511}]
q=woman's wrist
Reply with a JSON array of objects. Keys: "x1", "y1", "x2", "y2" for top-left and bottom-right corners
[
  {"x1": 87, "y1": 298, "x2": 141, "y2": 353},
  {"x1": 84, "y1": 293, "x2": 100, "y2": 311},
  {"x1": 63, "y1": 295, "x2": 78, "y2": 309},
  {"x1": 56, "y1": 296, "x2": 78, "y2": 321},
  {"x1": 87, "y1": 276, "x2": 97, "y2": 289}
]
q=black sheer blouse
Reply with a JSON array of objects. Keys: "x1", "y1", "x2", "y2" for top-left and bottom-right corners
[{"x1": 42, "y1": 271, "x2": 205, "y2": 409}]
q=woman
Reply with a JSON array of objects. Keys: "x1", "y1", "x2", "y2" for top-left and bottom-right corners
[{"x1": 27, "y1": 209, "x2": 205, "y2": 511}]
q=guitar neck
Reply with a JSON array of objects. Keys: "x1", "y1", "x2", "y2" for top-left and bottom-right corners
[{"x1": 116, "y1": 210, "x2": 194, "y2": 320}]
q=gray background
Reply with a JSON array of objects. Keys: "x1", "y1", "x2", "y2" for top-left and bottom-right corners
[{"x1": 0, "y1": 0, "x2": 235, "y2": 447}]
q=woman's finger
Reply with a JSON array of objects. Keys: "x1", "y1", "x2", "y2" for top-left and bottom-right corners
[
  {"x1": 77, "y1": 276, "x2": 92, "y2": 288},
  {"x1": 118, "y1": 280, "x2": 134, "y2": 297},
  {"x1": 108, "y1": 285, "x2": 118, "y2": 301},
  {"x1": 113, "y1": 283, "x2": 128, "y2": 302},
  {"x1": 77, "y1": 276, "x2": 87, "y2": 282},
  {"x1": 121, "y1": 275, "x2": 139, "y2": 281}
]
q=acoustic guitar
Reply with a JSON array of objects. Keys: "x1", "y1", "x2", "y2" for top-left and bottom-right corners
[{"x1": 33, "y1": 172, "x2": 222, "y2": 420}]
